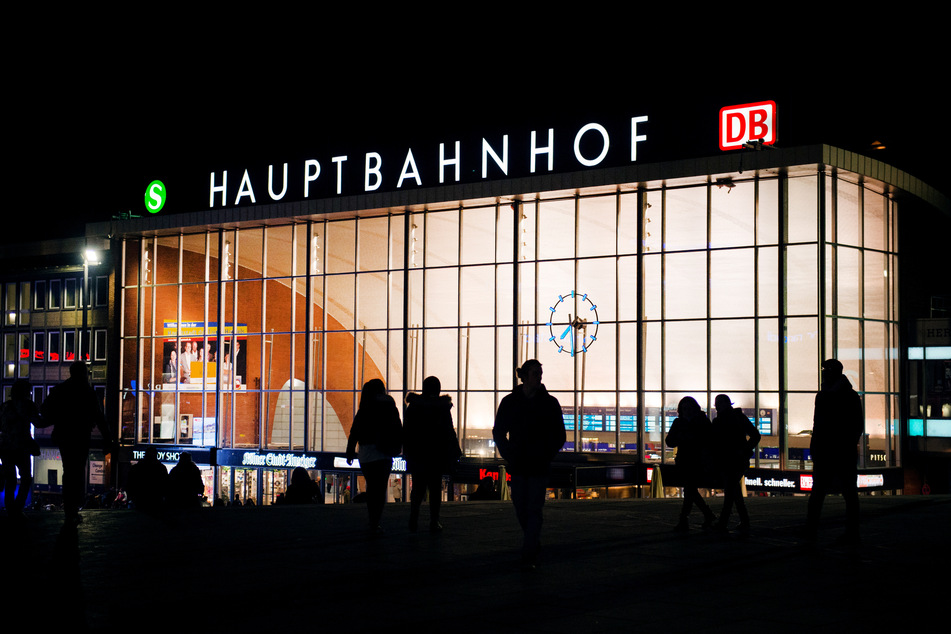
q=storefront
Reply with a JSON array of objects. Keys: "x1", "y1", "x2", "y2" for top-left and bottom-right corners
[{"x1": 95, "y1": 104, "x2": 950, "y2": 503}]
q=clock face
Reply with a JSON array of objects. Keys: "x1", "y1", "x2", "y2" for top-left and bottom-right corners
[{"x1": 547, "y1": 291, "x2": 599, "y2": 356}]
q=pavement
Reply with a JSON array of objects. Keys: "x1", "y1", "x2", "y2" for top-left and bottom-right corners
[{"x1": 4, "y1": 493, "x2": 949, "y2": 633}]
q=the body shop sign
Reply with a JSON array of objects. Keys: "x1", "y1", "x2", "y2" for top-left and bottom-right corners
[{"x1": 719, "y1": 101, "x2": 777, "y2": 150}]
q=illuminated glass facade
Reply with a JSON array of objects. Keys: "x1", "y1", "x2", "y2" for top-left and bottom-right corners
[{"x1": 117, "y1": 161, "x2": 901, "y2": 480}]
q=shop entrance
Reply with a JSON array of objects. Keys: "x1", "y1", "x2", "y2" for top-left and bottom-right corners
[
  {"x1": 262, "y1": 469, "x2": 287, "y2": 505},
  {"x1": 234, "y1": 468, "x2": 258, "y2": 506},
  {"x1": 323, "y1": 471, "x2": 354, "y2": 504}
]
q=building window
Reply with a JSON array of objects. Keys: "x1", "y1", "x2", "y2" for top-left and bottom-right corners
[
  {"x1": 34, "y1": 280, "x2": 47, "y2": 310},
  {"x1": 49, "y1": 279, "x2": 62, "y2": 310}
]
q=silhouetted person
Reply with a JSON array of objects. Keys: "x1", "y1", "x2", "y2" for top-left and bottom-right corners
[
  {"x1": 232, "y1": 495, "x2": 242, "y2": 506},
  {"x1": 493, "y1": 360, "x2": 566, "y2": 569},
  {"x1": 40, "y1": 361, "x2": 116, "y2": 525},
  {"x1": 1, "y1": 379, "x2": 42, "y2": 517},
  {"x1": 127, "y1": 446, "x2": 169, "y2": 514},
  {"x1": 469, "y1": 476, "x2": 501, "y2": 500},
  {"x1": 346, "y1": 378, "x2": 403, "y2": 534},
  {"x1": 404, "y1": 376, "x2": 462, "y2": 532},
  {"x1": 806, "y1": 358, "x2": 864, "y2": 544},
  {"x1": 282, "y1": 467, "x2": 323, "y2": 504},
  {"x1": 666, "y1": 396, "x2": 717, "y2": 531},
  {"x1": 166, "y1": 452, "x2": 204, "y2": 509},
  {"x1": 712, "y1": 394, "x2": 761, "y2": 532}
]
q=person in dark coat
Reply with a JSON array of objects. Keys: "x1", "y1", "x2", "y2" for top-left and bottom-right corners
[
  {"x1": 40, "y1": 361, "x2": 116, "y2": 525},
  {"x1": 712, "y1": 394, "x2": 761, "y2": 532},
  {"x1": 282, "y1": 466, "x2": 323, "y2": 504},
  {"x1": 346, "y1": 379, "x2": 402, "y2": 533},
  {"x1": 166, "y1": 452, "x2": 205, "y2": 509},
  {"x1": 805, "y1": 359, "x2": 864, "y2": 543},
  {"x1": 665, "y1": 396, "x2": 717, "y2": 531},
  {"x1": 492, "y1": 360, "x2": 566, "y2": 568},
  {"x1": 126, "y1": 446, "x2": 169, "y2": 514},
  {"x1": 404, "y1": 376, "x2": 462, "y2": 532},
  {"x1": 1, "y1": 379, "x2": 42, "y2": 517}
]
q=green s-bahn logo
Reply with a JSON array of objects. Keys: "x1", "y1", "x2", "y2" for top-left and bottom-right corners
[{"x1": 145, "y1": 180, "x2": 166, "y2": 214}]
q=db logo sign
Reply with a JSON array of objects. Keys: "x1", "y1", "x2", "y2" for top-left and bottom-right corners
[{"x1": 719, "y1": 100, "x2": 777, "y2": 150}]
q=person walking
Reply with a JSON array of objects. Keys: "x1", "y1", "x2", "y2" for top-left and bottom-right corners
[
  {"x1": 346, "y1": 379, "x2": 402, "y2": 534},
  {"x1": 492, "y1": 360, "x2": 566, "y2": 569},
  {"x1": 166, "y1": 451, "x2": 205, "y2": 509},
  {"x1": 1, "y1": 380, "x2": 42, "y2": 518},
  {"x1": 404, "y1": 376, "x2": 462, "y2": 532},
  {"x1": 40, "y1": 361, "x2": 116, "y2": 525},
  {"x1": 712, "y1": 394, "x2": 761, "y2": 533},
  {"x1": 805, "y1": 359, "x2": 864, "y2": 544},
  {"x1": 666, "y1": 396, "x2": 717, "y2": 531},
  {"x1": 126, "y1": 446, "x2": 169, "y2": 514}
]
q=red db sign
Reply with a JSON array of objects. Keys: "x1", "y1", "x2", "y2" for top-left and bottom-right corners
[{"x1": 719, "y1": 100, "x2": 777, "y2": 150}]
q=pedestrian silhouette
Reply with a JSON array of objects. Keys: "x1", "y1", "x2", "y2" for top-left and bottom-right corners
[
  {"x1": 346, "y1": 379, "x2": 403, "y2": 534},
  {"x1": 40, "y1": 361, "x2": 117, "y2": 525},
  {"x1": 282, "y1": 466, "x2": 323, "y2": 504},
  {"x1": 469, "y1": 476, "x2": 501, "y2": 500},
  {"x1": 492, "y1": 359, "x2": 566, "y2": 569},
  {"x1": 805, "y1": 358, "x2": 864, "y2": 544},
  {"x1": 166, "y1": 452, "x2": 204, "y2": 509},
  {"x1": 1, "y1": 379, "x2": 42, "y2": 518},
  {"x1": 404, "y1": 376, "x2": 462, "y2": 532},
  {"x1": 666, "y1": 396, "x2": 717, "y2": 531},
  {"x1": 712, "y1": 394, "x2": 761, "y2": 532},
  {"x1": 126, "y1": 446, "x2": 169, "y2": 514}
]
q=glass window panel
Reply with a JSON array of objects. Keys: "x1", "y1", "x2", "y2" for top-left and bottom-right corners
[
  {"x1": 536, "y1": 260, "x2": 575, "y2": 324},
  {"x1": 65, "y1": 278, "x2": 77, "y2": 309},
  {"x1": 787, "y1": 175, "x2": 817, "y2": 243},
  {"x1": 618, "y1": 193, "x2": 638, "y2": 256},
  {"x1": 864, "y1": 394, "x2": 886, "y2": 440},
  {"x1": 461, "y1": 327, "x2": 496, "y2": 391},
  {"x1": 48, "y1": 331, "x2": 61, "y2": 363},
  {"x1": 537, "y1": 199, "x2": 575, "y2": 260},
  {"x1": 836, "y1": 180, "x2": 860, "y2": 246},
  {"x1": 864, "y1": 250, "x2": 886, "y2": 320},
  {"x1": 710, "y1": 249, "x2": 754, "y2": 318},
  {"x1": 496, "y1": 203, "x2": 514, "y2": 264},
  {"x1": 495, "y1": 264, "x2": 514, "y2": 326},
  {"x1": 836, "y1": 318, "x2": 861, "y2": 389},
  {"x1": 711, "y1": 181, "x2": 754, "y2": 248},
  {"x1": 643, "y1": 191, "x2": 662, "y2": 254},
  {"x1": 461, "y1": 206, "x2": 497, "y2": 265},
  {"x1": 864, "y1": 320, "x2": 887, "y2": 393},
  {"x1": 758, "y1": 318, "x2": 779, "y2": 391},
  {"x1": 155, "y1": 236, "x2": 180, "y2": 285},
  {"x1": 34, "y1": 280, "x2": 46, "y2": 310},
  {"x1": 235, "y1": 280, "x2": 263, "y2": 334},
  {"x1": 665, "y1": 186, "x2": 707, "y2": 252},
  {"x1": 182, "y1": 234, "x2": 208, "y2": 284},
  {"x1": 358, "y1": 216, "x2": 390, "y2": 272},
  {"x1": 787, "y1": 392, "x2": 815, "y2": 436},
  {"x1": 423, "y1": 328, "x2": 458, "y2": 391},
  {"x1": 33, "y1": 331, "x2": 45, "y2": 362},
  {"x1": 517, "y1": 201, "x2": 536, "y2": 262},
  {"x1": 786, "y1": 245, "x2": 818, "y2": 315},
  {"x1": 460, "y1": 265, "x2": 495, "y2": 327},
  {"x1": 757, "y1": 178, "x2": 778, "y2": 246},
  {"x1": 578, "y1": 195, "x2": 616, "y2": 258},
  {"x1": 644, "y1": 322, "x2": 661, "y2": 391},
  {"x1": 325, "y1": 274, "x2": 354, "y2": 331},
  {"x1": 836, "y1": 246, "x2": 861, "y2": 318},
  {"x1": 425, "y1": 209, "x2": 459, "y2": 267},
  {"x1": 618, "y1": 256, "x2": 636, "y2": 321},
  {"x1": 578, "y1": 258, "x2": 616, "y2": 322},
  {"x1": 619, "y1": 322, "x2": 637, "y2": 392},
  {"x1": 389, "y1": 215, "x2": 405, "y2": 271},
  {"x1": 356, "y1": 271, "x2": 388, "y2": 330},
  {"x1": 758, "y1": 246, "x2": 778, "y2": 316},
  {"x1": 49, "y1": 279, "x2": 61, "y2": 310},
  {"x1": 710, "y1": 319, "x2": 755, "y2": 391},
  {"x1": 535, "y1": 337, "x2": 573, "y2": 392},
  {"x1": 786, "y1": 317, "x2": 819, "y2": 391},
  {"x1": 266, "y1": 225, "x2": 294, "y2": 278},
  {"x1": 643, "y1": 253, "x2": 661, "y2": 320},
  {"x1": 664, "y1": 321, "x2": 707, "y2": 390},
  {"x1": 665, "y1": 251, "x2": 707, "y2": 319},
  {"x1": 580, "y1": 323, "x2": 616, "y2": 390},
  {"x1": 326, "y1": 221, "x2": 355, "y2": 274},
  {"x1": 265, "y1": 278, "x2": 293, "y2": 333},
  {"x1": 424, "y1": 268, "x2": 458, "y2": 328},
  {"x1": 864, "y1": 190, "x2": 886, "y2": 251}
]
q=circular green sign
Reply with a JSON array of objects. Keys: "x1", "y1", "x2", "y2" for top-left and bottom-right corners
[{"x1": 144, "y1": 180, "x2": 166, "y2": 214}]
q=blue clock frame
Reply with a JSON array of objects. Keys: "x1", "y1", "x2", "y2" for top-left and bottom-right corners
[{"x1": 547, "y1": 291, "x2": 599, "y2": 356}]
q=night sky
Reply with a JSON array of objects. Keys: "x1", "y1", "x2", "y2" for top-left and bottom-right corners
[{"x1": 8, "y1": 34, "x2": 948, "y2": 246}]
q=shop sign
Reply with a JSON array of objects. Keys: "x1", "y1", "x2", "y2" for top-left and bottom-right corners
[
  {"x1": 207, "y1": 116, "x2": 650, "y2": 208},
  {"x1": 132, "y1": 447, "x2": 215, "y2": 465},
  {"x1": 719, "y1": 101, "x2": 777, "y2": 150},
  {"x1": 332, "y1": 456, "x2": 406, "y2": 472},
  {"x1": 240, "y1": 451, "x2": 318, "y2": 469}
]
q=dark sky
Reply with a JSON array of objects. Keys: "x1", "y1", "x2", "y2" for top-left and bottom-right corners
[{"x1": 8, "y1": 35, "x2": 948, "y2": 244}]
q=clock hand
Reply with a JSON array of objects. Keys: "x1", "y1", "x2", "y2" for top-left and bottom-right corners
[{"x1": 560, "y1": 324, "x2": 572, "y2": 340}]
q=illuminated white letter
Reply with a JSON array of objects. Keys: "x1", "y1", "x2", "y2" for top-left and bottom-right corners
[
  {"x1": 210, "y1": 171, "x2": 227, "y2": 208},
  {"x1": 573, "y1": 123, "x2": 610, "y2": 167},
  {"x1": 397, "y1": 149, "x2": 422, "y2": 188},
  {"x1": 235, "y1": 169, "x2": 256, "y2": 205},
  {"x1": 482, "y1": 135, "x2": 508, "y2": 177},
  {"x1": 630, "y1": 116, "x2": 648, "y2": 161},
  {"x1": 268, "y1": 163, "x2": 288, "y2": 200},
  {"x1": 439, "y1": 141, "x2": 460, "y2": 184},
  {"x1": 304, "y1": 159, "x2": 321, "y2": 197},
  {"x1": 365, "y1": 152, "x2": 382, "y2": 191},
  {"x1": 530, "y1": 129, "x2": 554, "y2": 173},
  {"x1": 332, "y1": 156, "x2": 348, "y2": 195}
]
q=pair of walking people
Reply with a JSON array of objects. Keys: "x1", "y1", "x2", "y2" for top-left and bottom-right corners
[
  {"x1": 346, "y1": 376, "x2": 461, "y2": 534},
  {"x1": 665, "y1": 394, "x2": 760, "y2": 532}
]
